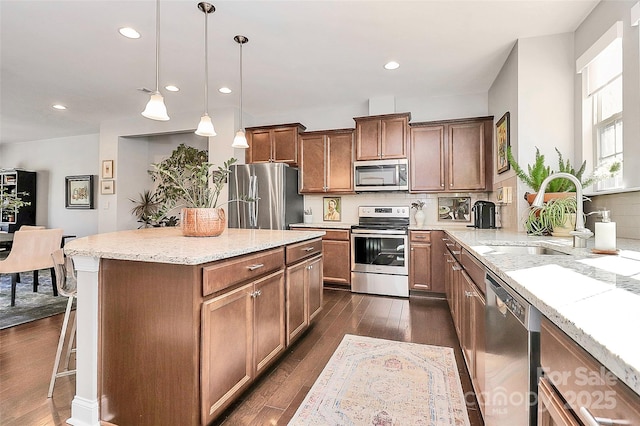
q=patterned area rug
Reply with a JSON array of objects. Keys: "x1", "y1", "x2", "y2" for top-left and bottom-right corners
[
  {"x1": 0, "y1": 270, "x2": 71, "y2": 330},
  {"x1": 289, "y1": 334, "x2": 470, "y2": 426}
]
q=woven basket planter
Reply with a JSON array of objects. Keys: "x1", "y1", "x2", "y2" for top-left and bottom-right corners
[{"x1": 181, "y1": 208, "x2": 226, "y2": 237}]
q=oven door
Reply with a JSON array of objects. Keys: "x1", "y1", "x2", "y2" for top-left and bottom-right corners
[{"x1": 351, "y1": 231, "x2": 408, "y2": 275}]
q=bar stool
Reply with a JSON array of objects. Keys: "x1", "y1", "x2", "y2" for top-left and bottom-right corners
[{"x1": 48, "y1": 248, "x2": 77, "y2": 398}]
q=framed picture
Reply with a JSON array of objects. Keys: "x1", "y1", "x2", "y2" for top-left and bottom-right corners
[
  {"x1": 101, "y1": 180, "x2": 115, "y2": 195},
  {"x1": 65, "y1": 175, "x2": 94, "y2": 209},
  {"x1": 496, "y1": 112, "x2": 510, "y2": 174},
  {"x1": 102, "y1": 160, "x2": 114, "y2": 179},
  {"x1": 438, "y1": 197, "x2": 471, "y2": 222},
  {"x1": 323, "y1": 197, "x2": 341, "y2": 222}
]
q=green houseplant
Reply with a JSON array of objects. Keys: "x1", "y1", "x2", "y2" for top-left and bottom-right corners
[
  {"x1": 0, "y1": 187, "x2": 30, "y2": 221},
  {"x1": 147, "y1": 144, "x2": 241, "y2": 237},
  {"x1": 524, "y1": 196, "x2": 580, "y2": 236}
]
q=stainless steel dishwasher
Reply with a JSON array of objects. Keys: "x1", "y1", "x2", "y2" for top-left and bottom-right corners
[{"x1": 484, "y1": 270, "x2": 541, "y2": 426}]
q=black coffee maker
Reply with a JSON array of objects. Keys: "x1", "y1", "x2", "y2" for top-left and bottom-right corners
[{"x1": 469, "y1": 200, "x2": 496, "y2": 229}]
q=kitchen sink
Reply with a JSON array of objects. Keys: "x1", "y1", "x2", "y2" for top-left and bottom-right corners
[{"x1": 484, "y1": 245, "x2": 569, "y2": 255}]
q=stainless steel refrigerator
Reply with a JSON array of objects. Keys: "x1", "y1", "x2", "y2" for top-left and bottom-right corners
[{"x1": 228, "y1": 163, "x2": 303, "y2": 230}]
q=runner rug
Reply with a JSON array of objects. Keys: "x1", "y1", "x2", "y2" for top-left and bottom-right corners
[
  {"x1": 288, "y1": 334, "x2": 470, "y2": 426},
  {"x1": 0, "y1": 270, "x2": 71, "y2": 330}
]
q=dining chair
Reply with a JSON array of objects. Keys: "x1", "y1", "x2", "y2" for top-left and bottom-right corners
[
  {"x1": 15, "y1": 225, "x2": 46, "y2": 285},
  {"x1": 0, "y1": 228, "x2": 63, "y2": 306},
  {"x1": 48, "y1": 248, "x2": 77, "y2": 397}
]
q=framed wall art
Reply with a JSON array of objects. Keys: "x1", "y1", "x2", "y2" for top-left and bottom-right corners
[
  {"x1": 65, "y1": 175, "x2": 94, "y2": 209},
  {"x1": 101, "y1": 180, "x2": 115, "y2": 195},
  {"x1": 438, "y1": 197, "x2": 471, "y2": 222},
  {"x1": 102, "y1": 160, "x2": 114, "y2": 179},
  {"x1": 323, "y1": 197, "x2": 341, "y2": 222},
  {"x1": 496, "y1": 112, "x2": 510, "y2": 174}
]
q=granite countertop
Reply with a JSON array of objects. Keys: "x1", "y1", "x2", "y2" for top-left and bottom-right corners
[
  {"x1": 65, "y1": 227, "x2": 325, "y2": 265},
  {"x1": 290, "y1": 222, "x2": 356, "y2": 230},
  {"x1": 444, "y1": 229, "x2": 640, "y2": 396}
]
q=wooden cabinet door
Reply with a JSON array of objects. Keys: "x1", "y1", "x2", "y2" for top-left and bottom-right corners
[
  {"x1": 247, "y1": 129, "x2": 273, "y2": 164},
  {"x1": 306, "y1": 255, "x2": 323, "y2": 322},
  {"x1": 201, "y1": 283, "x2": 253, "y2": 424},
  {"x1": 410, "y1": 125, "x2": 446, "y2": 192},
  {"x1": 460, "y1": 271, "x2": 476, "y2": 381},
  {"x1": 381, "y1": 116, "x2": 407, "y2": 158},
  {"x1": 409, "y1": 242, "x2": 431, "y2": 291},
  {"x1": 472, "y1": 281, "x2": 486, "y2": 415},
  {"x1": 448, "y1": 121, "x2": 486, "y2": 190},
  {"x1": 285, "y1": 261, "x2": 308, "y2": 345},
  {"x1": 356, "y1": 119, "x2": 381, "y2": 160},
  {"x1": 273, "y1": 127, "x2": 298, "y2": 165},
  {"x1": 253, "y1": 270, "x2": 285, "y2": 375},
  {"x1": 322, "y1": 239, "x2": 350, "y2": 286},
  {"x1": 326, "y1": 131, "x2": 354, "y2": 192},
  {"x1": 299, "y1": 134, "x2": 326, "y2": 193}
]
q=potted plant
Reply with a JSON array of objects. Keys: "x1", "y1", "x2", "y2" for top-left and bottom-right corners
[
  {"x1": 411, "y1": 200, "x2": 426, "y2": 227},
  {"x1": 129, "y1": 190, "x2": 178, "y2": 228},
  {"x1": 0, "y1": 187, "x2": 30, "y2": 221},
  {"x1": 507, "y1": 146, "x2": 620, "y2": 203},
  {"x1": 524, "y1": 196, "x2": 581, "y2": 236},
  {"x1": 149, "y1": 144, "x2": 241, "y2": 237}
]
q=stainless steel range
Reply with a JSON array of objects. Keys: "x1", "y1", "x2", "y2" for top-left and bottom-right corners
[{"x1": 351, "y1": 206, "x2": 410, "y2": 297}]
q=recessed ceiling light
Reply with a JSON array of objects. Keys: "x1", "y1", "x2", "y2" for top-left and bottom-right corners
[
  {"x1": 119, "y1": 27, "x2": 141, "y2": 39},
  {"x1": 384, "y1": 61, "x2": 400, "y2": 70},
  {"x1": 52, "y1": 104, "x2": 67, "y2": 110},
  {"x1": 219, "y1": 87, "x2": 232, "y2": 94},
  {"x1": 165, "y1": 85, "x2": 179, "y2": 92}
]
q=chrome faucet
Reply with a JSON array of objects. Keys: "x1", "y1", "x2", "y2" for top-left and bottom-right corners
[{"x1": 532, "y1": 172, "x2": 593, "y2": 248}]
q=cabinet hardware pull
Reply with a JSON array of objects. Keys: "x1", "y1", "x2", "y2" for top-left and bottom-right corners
[
  {"x1": 250, "y1": 291, "x2": 257, "y2": 298},
  {"x1": 580, "y1": 407, "x2": 630, "y2": 426},
  {"x1": 256, "y1": 289, "x2": 262, "y2": 297},
  {"x1": 442, "y1": 238, "x2": 451, "y2": 241},
  {"x1": 452, "y1": 250, "x2": 461, "y2": 255},
  {"x1": 452, "y1": 265, "x2": 462, "y2": 271},
  {"x1": 465, "y1": 291, "x2": 474, "y2": 298},
  {"x1": 446, "y1": 243, "x2": 454, "y2": 247},
  {"x1": 247, "y1": 263, "x2": 264, "y2": 271},
  {"x1": 446, "y1": 258, "x2": 454, "y2": 263},
  {"x1": 303, "y1": 247, "x2": 315, "y2": 252}
]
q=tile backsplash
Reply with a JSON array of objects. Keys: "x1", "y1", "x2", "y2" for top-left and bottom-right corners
[
  {"x1": 303, "y1": 192, "x2": 490, "y2": 226},
  {"x1": 585, "y1": 191, "x2": 640, "y2": 240}
]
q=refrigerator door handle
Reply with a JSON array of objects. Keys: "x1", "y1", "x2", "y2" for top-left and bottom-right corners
[{"x1": 249, "y1": 175, "x2": 257, "y2": 228}]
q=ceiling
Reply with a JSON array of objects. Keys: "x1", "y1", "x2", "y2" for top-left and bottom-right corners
[{"x1": 0, "y1": 0, "x2": 598, "y2": 145}]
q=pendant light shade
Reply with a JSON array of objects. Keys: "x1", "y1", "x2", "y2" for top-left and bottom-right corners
[
  {"x1": 195, "y1": 2, "x2": 216, "y2": 137},
  {"x1": 142, "y1": 0, "x2": 170, "y2": 121},
  {"x1": 231, "y1": 35, "x2": 249, "y2": 149}
]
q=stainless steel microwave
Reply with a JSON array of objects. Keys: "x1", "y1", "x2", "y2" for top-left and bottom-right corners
[{"x1": 353, "y1": 159, "x2": 409, "y2": 192}]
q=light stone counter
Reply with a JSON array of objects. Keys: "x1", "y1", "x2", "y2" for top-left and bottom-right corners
[
  {"x1": 443, "y1": 228, "x2": 640, "y2": 396},
  {"x1": 65, "y1": 227, "x2": 325, "y2": 265},
  {"x1": 289, "y1": 222, "x2": 356, "y2": 230}
]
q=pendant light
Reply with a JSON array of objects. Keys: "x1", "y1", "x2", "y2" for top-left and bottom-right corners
[
  {"x1": 195, "y1": 2, "x2": 216, "y2": 137},
  {"x1": 141, "y1": 0, "x2": 170, "y2": 121},
  {"x1": 232, "y1": 35, "x2": 249, "y2": 149}
]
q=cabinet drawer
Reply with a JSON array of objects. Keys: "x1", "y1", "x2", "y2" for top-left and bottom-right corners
[
  {"x1": 410, "y1": 230, "x2": 431, "y2": 243},
  {"x1": 461, "y1": 249, "x2": 485, "y2": 295},
  {"x1": 322, "y1": 229, "x2": 350, "y2": 241},
  {"x1": 286, "y1": 238, "x2": 323, "y2": 265},
  {"x1": 540, "y1": 317, "x2": 640, "y2": 425},
  {"x1": 203, "y1": 248, "x2": 284, "y2": 297}
]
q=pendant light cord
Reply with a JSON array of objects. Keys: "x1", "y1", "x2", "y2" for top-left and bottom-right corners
[
  {"x1": 154, "y1": 0, "x2": 160, "y2": 93},
  {"x1": 203, "y1": 8, "x2": 209, "y2": 114},
  {"x1": 239, "y1": 41, "x2": 243, "y2": 129}
]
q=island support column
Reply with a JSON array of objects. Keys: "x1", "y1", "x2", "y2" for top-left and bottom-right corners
[{"x1": 67, "y1": 256, "x2": 101, "y2": 426}]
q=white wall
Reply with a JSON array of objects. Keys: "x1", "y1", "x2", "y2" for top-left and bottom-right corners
[
  {"x1": 487, "y1": 33, "x2": 575, "y2": 232},
  {"x1": 0, "y1": 134, "x2": 99, "y2": 237}
]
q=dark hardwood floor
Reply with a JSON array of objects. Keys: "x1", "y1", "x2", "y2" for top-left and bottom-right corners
[{"x1": 0, "y1": 289, "x2": 483, "y2": 426}]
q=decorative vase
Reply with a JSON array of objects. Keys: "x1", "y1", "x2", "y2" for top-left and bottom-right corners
[
  {"x1": 181, "y1": 207, "x2": 226, "y2": 237},
  {"x1": 551, "y1": 213, "x2": 576, "y2": 237},
  {"x1": 414, "y1": 209, "x2": 425, "y2": 227}
]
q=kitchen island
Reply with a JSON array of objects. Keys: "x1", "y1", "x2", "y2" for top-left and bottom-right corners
[{"x1": 64, "y1": 227, "x2": 324, "y2": 426}]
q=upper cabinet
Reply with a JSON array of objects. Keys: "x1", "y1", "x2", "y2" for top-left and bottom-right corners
[
  {"x1": 299, "y1": 129, "x2": 354, "y2": 193},
  {"x1": 245, "y1": 123, "x2": 306, "y2": 167},
  {"x1": 409, "y1": 116, "x2": 493, "y2": 192},
  {"x1": 354, "y1": 113, "x2": 410, "y2": 160}
]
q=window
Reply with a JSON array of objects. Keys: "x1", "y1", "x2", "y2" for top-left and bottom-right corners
[{"x1": 577, "y1": 22, "x2": 623, "y2": 191}]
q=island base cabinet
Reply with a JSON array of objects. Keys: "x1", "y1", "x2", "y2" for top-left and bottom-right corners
[
  {"x1": 286, "y1": 254, "x2": 323, "y2": 345},
  {"x1": 202, "y1": 270, "x2": 285, "y2": 425}
]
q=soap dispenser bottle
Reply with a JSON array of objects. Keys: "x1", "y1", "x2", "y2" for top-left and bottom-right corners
[{"x1": 594, "y1": 210, "x2": 616, "y2": 252}]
